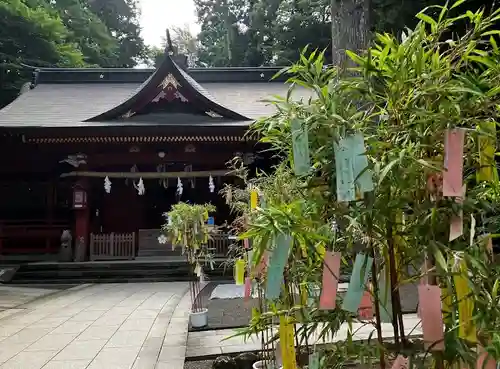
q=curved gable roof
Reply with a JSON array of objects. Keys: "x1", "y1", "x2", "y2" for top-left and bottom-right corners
[{"x1": 86, "y1": 53, "x2": 250, "y2": 122}]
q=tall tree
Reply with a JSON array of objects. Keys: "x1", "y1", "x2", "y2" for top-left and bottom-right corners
[
  {"x1": 87, "y1": 0, "x2": 146, "y2": 67},
  {"x1": 195, "y1": 0, "x2": 255, "y2": 67},
  {"x1": 0, "y1": 0, "x2": 85, "y2": 108},
  {"x1": 331, "y1": 0, "x2": 371, "y2": 69},
  {"x1": 47, "y1": 0, "x2": 119, "y2": 66},
  {"x1": 194, "y1": 0, "x2": 332, "y2": 67}
]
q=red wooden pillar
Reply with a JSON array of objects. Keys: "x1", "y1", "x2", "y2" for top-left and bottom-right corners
[{"x1": 73, "y1": 178, "x2": 90, "y2": 262}]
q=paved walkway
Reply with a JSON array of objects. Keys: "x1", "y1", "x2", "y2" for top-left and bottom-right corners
[
  {"x1": 0, "y1": 285, "x2": 65, "y2": 310},
  {"x1": 0, "y1": 285, "x2": 70, "y2": 321},
  {"x1": 0, "y1": 282, "x2": 190, "y2": 369},
  {"x1": 186, "y1": 314, "x2": 422, "y2": 358}
]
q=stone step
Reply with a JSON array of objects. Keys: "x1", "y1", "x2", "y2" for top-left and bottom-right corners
[{"x1": 8, "y1": 259, "x2": 232, "y2": 285}]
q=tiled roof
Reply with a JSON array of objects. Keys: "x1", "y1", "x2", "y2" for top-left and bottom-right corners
[{"x1": 0, "y1": 82, "x2": 305, "y2": 128}]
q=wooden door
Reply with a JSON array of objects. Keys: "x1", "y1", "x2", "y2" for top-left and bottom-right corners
[{"x1": 101, "y1": 182, "x2": 144, "y2": 233}]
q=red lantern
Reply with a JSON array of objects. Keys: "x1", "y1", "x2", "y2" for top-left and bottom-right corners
[{"x1": 73, "y1": 186, "x2": 87, "y2": 209}]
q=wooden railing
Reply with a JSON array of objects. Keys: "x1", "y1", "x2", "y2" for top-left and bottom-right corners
[
  {"x1": 90, "y1": 232, "x2": 135, "y2": 261},
  {"x1": 0, "y1": 219, "x2": 69, "y2": 254},
  {"x1": 208, "y1": 233, "x2": 238, "y2": 257}
]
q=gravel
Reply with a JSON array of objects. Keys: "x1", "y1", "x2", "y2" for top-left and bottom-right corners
[
  {"x1": 184, "y1": 360, "x2": 214, "y2": 369},
  {"x1": 189, "y1": 281, "x2": 418, "y2": 332},
  {"x1": 190, "y1": 281, "x2": 258, "y2": 331}
]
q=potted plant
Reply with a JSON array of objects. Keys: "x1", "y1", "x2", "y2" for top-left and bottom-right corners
[{"x1": 161, "y1": 202, "x2": 216, "y2": 328}]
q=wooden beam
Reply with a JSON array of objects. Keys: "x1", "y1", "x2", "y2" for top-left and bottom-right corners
[
  {"x1": 60, "y1": 170, "x2": 231, "y2": 179},
  {"x1": 87, "y1": 152, "x2": 233, "y2": 167}
]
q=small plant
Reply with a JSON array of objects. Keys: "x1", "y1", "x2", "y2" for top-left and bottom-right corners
[{"x1": 161, "y1": 202, "x2": 216, "y2": 313}]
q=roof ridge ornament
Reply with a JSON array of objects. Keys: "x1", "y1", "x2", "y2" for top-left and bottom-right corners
[{"x1": 165, "y1": 29, "x2": 176, "y2": 56}]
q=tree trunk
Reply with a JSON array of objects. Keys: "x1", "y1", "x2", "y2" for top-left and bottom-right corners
[{"x1": 331, "y1": 0, "x2": 371, "y2": 70}]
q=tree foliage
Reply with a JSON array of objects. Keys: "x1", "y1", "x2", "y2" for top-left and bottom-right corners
[
  {"x1": 0, "y1": 0, "x2": 146, "y2": 108},
  {"x1": 231, "y1": 0, "x2": 500, "y2": 367},
  {"x1": 194, "y1": 0, "x2": 332, "y2": 67},
  {"x1": 194, "y1": 0, "x2": 496, "y2": 67}
]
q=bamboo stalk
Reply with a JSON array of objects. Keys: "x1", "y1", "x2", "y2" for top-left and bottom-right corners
[
  {"x1": 387, "y1": 220, "x2": 401, "y2": 347},
  {"x1": 365, "y1": 193, "x2": 386, "y2": 369},
  {"x1": 60, "y1": 170, "x2": 231, "y2": 179}
]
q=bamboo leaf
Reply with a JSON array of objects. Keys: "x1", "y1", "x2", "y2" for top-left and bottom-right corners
[
  {"x1": 417, "y1": 12, "x2": 438, "y2": 31},
  {"x1": 378, "y1": 158, "x2": 399, "y2": 186},
  {"x1": 346, "y1": 50, "x2": 366, "y2": 66},
  {"x1": 450, "y1": 0, "x2": 466, "y2": 9}
]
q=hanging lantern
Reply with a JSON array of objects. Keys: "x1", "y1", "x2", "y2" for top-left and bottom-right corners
[
  {"x1": 104, "y1": 176, "x2": 112, "y2": 194},
  {"x1": 177, "y1": 177, "x2": 183, "y2": 196},
  {"x1": 72, "y1": 186, "x2": 88, "y2": 209},
  {"x1": 135, "y1": 177, "x2": 145, "y2": 195},
  {"x1": 209, "y1": 175, "x2": 215, "y2": 193}
]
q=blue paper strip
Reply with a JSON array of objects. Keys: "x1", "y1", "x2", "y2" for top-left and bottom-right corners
[
  {"x1": 334, "y1": 137, "x2": 356, "y2": 202},
  {"x1": 266, "y1": 234, "x2": 292, "y2": 300},
  {"x1": 342, "y1": 254, "x2": 373, "y2": 313},
  {"x1": 291, "y1": 119, "x2": 311, "y2": 176},
  {"x1": 351, "y1": 134, "x2": 374, "y2": 193}
]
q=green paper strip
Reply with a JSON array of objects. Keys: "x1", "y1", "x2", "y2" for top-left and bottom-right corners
[
  {"x1": 309, "y1": 352, "x2": 320, "y2": 369},
  {"x1": 377, "y1": 266, "x2": 393, "y2": 323},
  {"x1": 266, "y1": 234, "x2": 292, "y2": 300},
  {"x1": 351, "y1": 133, "x2": 374, "y2": 193},
  {"x1": 342, "y1": 253, "x2": 373, "y2": 313},
  {"x1": 291, "y1": 118, "x2": 311, "y2": 176},
  {"x1": 334, "y1": 137, "x2": 356, "y2": 202}
]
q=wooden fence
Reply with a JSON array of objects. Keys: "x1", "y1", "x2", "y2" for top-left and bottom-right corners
[
  {"x1": 90, "y1": 232, "x2": 135, "y2": 261},
  {"x1": 208, "y1": 233, "x2": 237, "y2": 257}
]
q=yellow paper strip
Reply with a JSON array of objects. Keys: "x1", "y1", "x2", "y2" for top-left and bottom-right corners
[
  {"x1": 477, "y1": 121, "x2": 498, "y2": 183},
  {"x1": 279, "y1": 316, "x2": 297, "y2": 369},
  {"x1": 250, "y1": 190, "x2": 258, "y2": 209},
  {"x1": 300, "y1": 285, "x2": 308, "y2": 306},
  {"x1": 454, "y1": 260, "x2": 477, "y2": 343},
  {"x1": 234, "y1": 259, "x2": 245, "y2": 286}
]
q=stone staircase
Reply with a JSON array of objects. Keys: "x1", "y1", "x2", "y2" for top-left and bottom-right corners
[{"x1": 7, "y1": 259, "x2": 231, "y2": 285}]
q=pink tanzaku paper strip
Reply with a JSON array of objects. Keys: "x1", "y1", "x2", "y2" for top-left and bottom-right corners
[
  {"x1": 477, "y1": 344, "x2": 496, "y2": 369},
  {"x1": 418, "y1": 284, "x2": 445, "y2": 351},
  {"x1": 443, "y1": 128, "x2": 465, "y2": 197},
  {"x1": 319, "y1": 252, "x2": 341, "y2": 310},
  {"x1": 391, "y1": 355, "x2": 409, "y2": 369}
]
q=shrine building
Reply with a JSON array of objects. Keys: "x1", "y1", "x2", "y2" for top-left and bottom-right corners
[{"x1": 0, "y1": 49, "x2": 294, "y2": 262}]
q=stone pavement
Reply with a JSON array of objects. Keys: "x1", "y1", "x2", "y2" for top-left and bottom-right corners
[
  {"x1": 0, "y1": 285, "x2": 69, "y2": 321},
  {"x1": 186, "y1": 313, "x2": 422, "y2": 358},
  {"x1": 0, "y1": 285, "x2": 65, "y2": 310},
  {"x1": 0, "y1": 282, "x2": 191, "y2": 369}
]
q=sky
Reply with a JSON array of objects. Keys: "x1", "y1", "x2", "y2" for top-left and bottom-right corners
[{"x1": 139, "y1": 0, "x2": 200, "y2": 47}]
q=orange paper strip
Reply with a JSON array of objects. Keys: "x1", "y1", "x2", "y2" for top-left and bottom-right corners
[
  {"x1": 443, "y1": 128, "x2": 465, "y2": 197},
  {"x1": 358, "y1": 290, "x2": 374, "y2": 320},
  {"x1": 418, "y1": 284, "x2": 445, "y2": 351},
  {"x1": 391, "y1": 355, "x2": 409, "y2": 369},
  {"x1": 319, "y1": 252, "x2": 341, "y2": 310}
]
